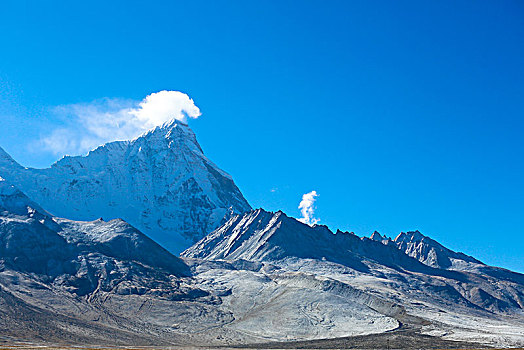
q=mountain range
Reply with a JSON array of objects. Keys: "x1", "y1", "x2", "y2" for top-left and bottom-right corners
[{"x1": 0, "y1": 120, "x2": 522, "y2": 348}]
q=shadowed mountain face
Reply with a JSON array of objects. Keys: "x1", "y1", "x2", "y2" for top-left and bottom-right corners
[
  {"x1": 0, "y1": 120, "x2": 251, "y2": 253},
  {"x1": 183, "y1": 209, "x2": 439, "y2": 274},
  {"x1": 0, "y1": 177, "x2": 190, "y2": 289}
]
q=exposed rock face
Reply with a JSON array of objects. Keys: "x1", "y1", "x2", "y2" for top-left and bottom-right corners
[
  {"x1": 392, "y1": 230, "x2": 524, "y2": 285},
  {"x1": 370, "y1": 231, "x2": 387, "y2": 242},
  {"x1": 393, "y1": 230, "x2": 483, "y2": 269},
  {"x1": 183, "y1": 209, "x2": 441, "y2": 273},
  {"x1": 0, "y1": 120, "x2": 251, "y2": 252}
]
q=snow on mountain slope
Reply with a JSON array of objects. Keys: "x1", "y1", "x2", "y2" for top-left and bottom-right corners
[
  {"x1": 183, "y1": 209, "x2": 524, "y2": 347},
  {"x1": 0, "y1": 176, "x2": 48, "y2": 216},
  {"x1": 1, "y1": 178, "x2": 523, "y2": 346},
  {"x1": 185, "y1": 258, "x2": 400, "y2": 342},
  {"x1": 0, "y1": 120, "x2": 251, "y2": 252}
]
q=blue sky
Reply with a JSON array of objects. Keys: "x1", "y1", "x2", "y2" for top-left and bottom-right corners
[{"x1": 0, "y1": 1, "x2": 523, "y2": 272}]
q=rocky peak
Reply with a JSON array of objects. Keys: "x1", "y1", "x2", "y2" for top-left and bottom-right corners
[
  {"x1": 183, "y1": 209, "x2": 436, "y2": 275},
  {"x1": 395, "y1": 230, "x2": 425, "y2": 243},
  {"x1": 370, "y1": 231, "x2": 385, "y2": 241},
  {"x1": 393, "y1": 230, "x2": 482, "y2": 269}
]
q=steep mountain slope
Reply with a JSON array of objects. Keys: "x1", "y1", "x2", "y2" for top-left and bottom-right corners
[
  {"x1": 391, "y1": 230, "x2": 524, "y2": 285},
  {"x1": 183, "y1": 209, "x2": 524, "y2": 347},
  {"x1": 184, "y1": 209, "x2": 454, "y2": 274},
  {"x1": 0, "y1": 176, "x2": 190, "y2": 286},
  {"x1": 393, "y1": 230, "x2": 482, "y2": 269},
  {"x1": 0, "y1": 120, "x2": 251, "y2": 252}
]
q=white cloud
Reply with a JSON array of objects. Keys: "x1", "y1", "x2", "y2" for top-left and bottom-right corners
[
  {"x1": 298, "y1": 190, "x2": 319, "y2": 226},
  {"x1": 131, "y1": 90, "x2": 201, "y2": 127},
  {"x1": 39, "y1": 90, "x2": 201, "y2": 156}
]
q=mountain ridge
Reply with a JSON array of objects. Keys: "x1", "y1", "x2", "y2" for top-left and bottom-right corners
[
  {"x1": 183, "y1": 208, "x2": 524, "y2": 309},
  {"x1": 393, "y1": 230, "x2": 483, "y2": 269},
  {"x1": 181, "y1": 208, "x2": 524, "y2": 346},
  {"x1": 183, "y1": 208, "x2": 435, "y2": 274}
]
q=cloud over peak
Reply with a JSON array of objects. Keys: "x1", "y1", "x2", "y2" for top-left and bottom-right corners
[
  {"x1": 39, "y1": 90, "x2": 201, "y2": 156},
  {"x1": 131, "y1": 90, "x2": 201, "y2": 127},
  {"x1": 298, "y1": 190, "x2": 319, "y2": 226}
]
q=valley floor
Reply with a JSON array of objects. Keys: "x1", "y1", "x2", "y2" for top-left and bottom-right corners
[
  {"x1": 233, "y1": 325, "x2": 493, "y2": 349},
  {"x1": 0, "y1": 327, "x2": 516, "y2": 350}
]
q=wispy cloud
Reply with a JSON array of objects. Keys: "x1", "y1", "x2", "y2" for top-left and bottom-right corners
[
  {"x1": 39, "y1": 90, "x2": 201, "y2": 156},
  {"x1": 298, "y1": 190, "x2": 319, "y2": 226}
]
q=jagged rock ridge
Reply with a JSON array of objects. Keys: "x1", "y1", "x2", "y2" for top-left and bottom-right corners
[
  {"x1": 184, "y1": 209, "x2": 440, "y2": 273},
  {"x1": 393, "y1": 230, "x2": 482, "y2": 269}
]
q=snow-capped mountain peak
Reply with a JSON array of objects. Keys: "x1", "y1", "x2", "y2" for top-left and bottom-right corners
[{"x1": 0, "y1": 119, "x2": 251, "y2": 252}]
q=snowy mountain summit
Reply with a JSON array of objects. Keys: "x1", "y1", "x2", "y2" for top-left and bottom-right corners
[{"x1": 0, "y1": 120, "x2": 251, "y2": 252}]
